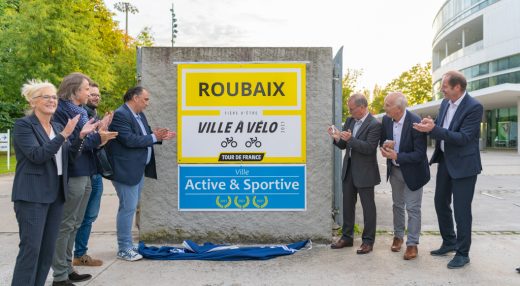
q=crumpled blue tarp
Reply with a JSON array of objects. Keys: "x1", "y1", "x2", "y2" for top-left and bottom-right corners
[{"x1": 137, "y1": 240, "x2": 310, "y2": 261}]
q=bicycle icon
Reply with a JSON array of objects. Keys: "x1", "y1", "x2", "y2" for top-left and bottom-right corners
[
  {"x1": 221, "y1": 137, "x2": 238, "y2": 148},
  {"x1": 245, "y1": 137, "x2": 262, "y2": 148}
]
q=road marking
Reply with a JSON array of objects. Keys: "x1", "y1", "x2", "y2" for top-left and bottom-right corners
[{"x1": 481, "y1": 192, "x2": 504, "y2": 200}]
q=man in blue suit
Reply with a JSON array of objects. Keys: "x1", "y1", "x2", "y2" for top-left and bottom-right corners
[
  {"x1": 413, "y1": 70, "x2": 483, "y2": 269},
  {"x1": 380, "y1": 92, "x2": 430, "y2": 260},
  {"x1": 107, "y1": 86, "x2": 175, "y2": 261}
]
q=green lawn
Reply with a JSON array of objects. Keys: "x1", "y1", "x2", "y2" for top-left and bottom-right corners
[{"x1": 0, "y1": 153, "x2": 16, "y2": 174}]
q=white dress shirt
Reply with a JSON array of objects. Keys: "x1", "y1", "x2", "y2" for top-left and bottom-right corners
[
  {"x1": 392, "y1": 112, "x2": 406, "y2": 166},
  {"x1": 441, "y1": 93, "x2": 466, "y2": 152},
  {"x1": 49, "y1": 128, "x2": 63, "y2": 175}
]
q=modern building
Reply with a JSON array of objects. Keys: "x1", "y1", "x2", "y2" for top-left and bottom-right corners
[{"x1": 410, "y1": 0, "x2": 520, "y2": 153}]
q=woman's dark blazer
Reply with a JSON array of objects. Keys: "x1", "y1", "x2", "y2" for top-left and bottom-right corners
[{"x1": 12, "y1": 114, "x2": 80, "y2": 203}]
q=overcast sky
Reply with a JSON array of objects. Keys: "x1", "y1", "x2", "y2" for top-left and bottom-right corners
[{"x1": 104, "y1": 0, "x2": 446, "y2": 89}]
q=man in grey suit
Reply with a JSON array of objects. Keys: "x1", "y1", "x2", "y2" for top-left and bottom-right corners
[
  {"x1": 328, "y1": 93, "x2": 382, "y2": 254},
  {"x1": 380, "y1": 92, "x2": 430, "y2": 260}
]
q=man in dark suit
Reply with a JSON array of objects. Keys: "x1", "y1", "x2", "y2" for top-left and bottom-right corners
[
  {"x1": 413, "y1": 70, "x2": 483, "y2": 269},
  {"x1": 380, "y1": 92, "x2": 430, "y2": 260},
  {"x1": 328, "y1": 93, "x2": 381, "y2": 254},
  {"x1": 107, "y1": 86, "x2": 175, "y2": 261}
]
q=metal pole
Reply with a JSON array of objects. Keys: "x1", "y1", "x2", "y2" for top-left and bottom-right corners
[
  {"x1": 7, "y1": 129, "x2": 10, "y2": 170},
  {"x1": 125, "y1": 2, "x2": 129, "y2": 37},
  {"x1": 171, "y1": 3, "x2": 175, "y2": 48}
]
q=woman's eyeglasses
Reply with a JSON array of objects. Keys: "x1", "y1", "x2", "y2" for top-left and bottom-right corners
[{"x1": 33, "y1": 95, "x2": 58, "y2": 101}]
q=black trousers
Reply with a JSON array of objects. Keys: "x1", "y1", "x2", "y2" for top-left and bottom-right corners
[
  {"x1": 12, "y1": 185, "x2": 64, "y2": 286},
  {"x1": 435, "y1": 152, "x2": 477, "y2": 257},
  {"x1": 341, "y1": 161, "x2": 377, "y2": 245}
]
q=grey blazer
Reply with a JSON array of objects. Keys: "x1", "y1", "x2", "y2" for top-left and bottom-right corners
[
  {"x1": 334, "y1": 113, "x2": 382, "y2": 188},
  {"x1": 11, "y1": 114, "x2": 79, "y2": 203}
]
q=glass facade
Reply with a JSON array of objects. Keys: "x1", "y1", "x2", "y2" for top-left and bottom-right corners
[
  {"x1": 431, "y1": 0, "x2": 519, "y2": 151},
  {"x1": 485, "y1": 107, "x2": 518, "y2": 149},
  {"x1": 461, "y1": 53, "x2": 520, "y2": 91},
  {"x1": 433, "y1": 0, "x2": 500, "y2": 41}
]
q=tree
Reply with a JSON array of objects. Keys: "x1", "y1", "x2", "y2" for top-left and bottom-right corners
[
  {"x1": 0, "y1": 0, "x2": 147, "y2": 128},
  {"x1": 369, "y1": 84, "x2": 385, "y2": 114},
  {"x1": 136, "y1": 26, "x2": 154, "y2": 47},
  {"x1": 341, "y1": 68, "x2": 363, "y2": 121},
  {"x1": 379, "y1": 62, "x2": 433, "y2": 109}
]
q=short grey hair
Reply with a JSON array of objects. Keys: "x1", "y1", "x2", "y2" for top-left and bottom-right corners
[
  {"x1": 348, "y1": 93, "x2": 368, "y2": 107},
  {"x1": 386, "y1": 92, "x2": 408, "y2": 110}
]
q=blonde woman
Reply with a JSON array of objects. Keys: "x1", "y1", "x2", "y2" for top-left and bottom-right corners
[{"x1": 11, "y1": 80, "x2": 97, "y2": 286}]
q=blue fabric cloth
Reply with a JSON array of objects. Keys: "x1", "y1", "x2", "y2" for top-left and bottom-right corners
[{"x1": 138, "y1": 240, "x2": 310, "y2": 261}]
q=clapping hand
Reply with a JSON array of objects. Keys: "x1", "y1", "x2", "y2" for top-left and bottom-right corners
[
  {"x1": 380, "y1": 146, "x2": 397, "y2": 160},
  {"x1": 79, "y1": 118, "x2": 100, "y2": 139},
  {"x1": 60, "y1": 114, "x2": 80, "y2": 139},
  {"x1": 98, "y1": 130, "x2": 118, "y2": 146},
  {"x1": 339, "y1": 129, "x2": 352, "y2": 142},
  {"x1": 98, "y1": 111, "x2": 114, "y2": 131},
  {"x1": 413, "y1": 116, "x2": 435, "y2": 132},
  {"x1": 327, "y1": 125, "x2": 340, "y2": 141},
  {"x1": 153, "y1": 128, "x2": 176, "y2": 141}
]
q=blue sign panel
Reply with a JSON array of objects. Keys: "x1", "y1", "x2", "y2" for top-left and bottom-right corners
[{"x1": 178, "y1": 164, "x2": 306, "y2": 211}]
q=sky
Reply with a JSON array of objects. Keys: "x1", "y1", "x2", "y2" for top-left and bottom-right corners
[{"x1": 104, "y1": 0, "x2": 447, "y2": 90}]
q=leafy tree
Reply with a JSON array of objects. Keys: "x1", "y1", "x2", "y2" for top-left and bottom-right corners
[
  {"x1": 0, "y1": 0, "x2": 151, "y2": 127},
  {"x1": 369, "y1": 84, "x2": 385, "y2": 114},
  {"x1": 100, "y1": 26, "x2": 155, "y2": 111},
  {"x1": 341, "y1": 68, "x2": 363, "y2": 121},
  {"x1": 378, "y1": 62, "x2": 433, "y2": 111},
  {"x1": 136, "y1": 26, "x2": 154, "y2": 47}
]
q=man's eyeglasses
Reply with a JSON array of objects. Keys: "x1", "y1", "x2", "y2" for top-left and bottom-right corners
[
  {"x1": 348, "y1": 105, "x2": 360, "y2": 112},
  {"x1": 89, "y1": 93, "x2": 100, "y2": 98},
  {"x1": 33, "y1": 95, "x2": 58, "y2": 101}
]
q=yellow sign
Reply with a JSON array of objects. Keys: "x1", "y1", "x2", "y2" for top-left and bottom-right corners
[{"x1": 177, "y1": 62, "x2": 306, "y2": 164}]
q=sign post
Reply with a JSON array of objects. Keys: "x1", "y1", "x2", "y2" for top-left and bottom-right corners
[
  {"x1": 177, "y1": 62, "x2": 307, "y2": 211},
  {"x1": 0, "y1": 130, "x2": 10, "y2": 170}
]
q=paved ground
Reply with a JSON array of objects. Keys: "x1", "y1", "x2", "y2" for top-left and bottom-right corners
[{"x1": 0, "y1": 148, "x2": 519, "y2": 285}]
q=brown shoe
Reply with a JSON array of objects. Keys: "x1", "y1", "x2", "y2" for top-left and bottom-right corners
[
  {"x1": 330, "y1": 238, "x2": 354, "y2": 249},
  {"x1": 73, "y1": 254, "x2": 103, "y2": 266},
  {"x1": 404, "y1": 245, "x2": 418, "y2": 260},
  {"x1": 391, "y1": 237, "x2": 403, "y2": 252},
  {"x1": 356, "y1": 243, "x2": 373, "y2": 254}
]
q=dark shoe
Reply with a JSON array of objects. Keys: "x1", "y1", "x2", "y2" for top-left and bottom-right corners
[
  {"x1": 391, "y1": 237, "x2": 403, "y2": 252},
  {"x1": 403, "y1": 245, "x2": 418, "y2": 260},
  {"x1": 330, "y1": 238, "x2": 353, "y2": 249},
  {"x1": 447, "y1": 255, "x2": 470, "y2": 269},
  {"x1": 430, "y1": 244, "x2": 457, "y2": 256},
  {"x1": 516, "y1": 267, "x2": 520, "y2": 273},
  {"x1": 68, "y1": 271, "x2": 92, "y2": 282},
  {"x1": 356, "y1": 243, "x2": 373, "y2": 254},
  {"x1": 52, "y1": 280, "x2": 76, "y2": 286}
]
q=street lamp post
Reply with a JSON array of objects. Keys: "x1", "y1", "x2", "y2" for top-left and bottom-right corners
[
  {"x1": 114, "y1": 2, "x2": 139, "y2": 45},
  {"x1": 170, "y1": 3, "x2": 178, "y2": 47}
]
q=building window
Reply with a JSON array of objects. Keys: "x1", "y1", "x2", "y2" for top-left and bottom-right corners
[{"x1": 486, "y1": 107, "x2": 518, "y2": 149}]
